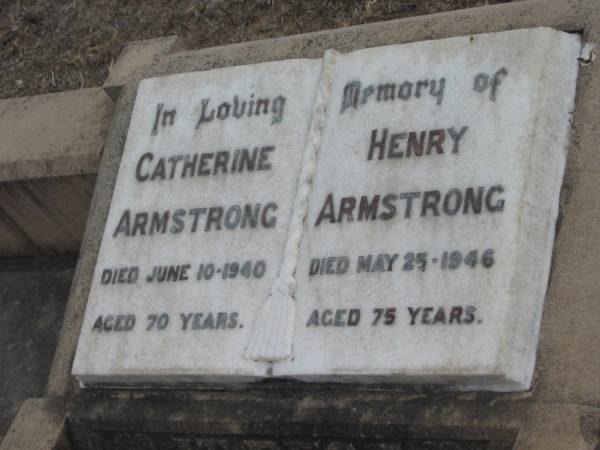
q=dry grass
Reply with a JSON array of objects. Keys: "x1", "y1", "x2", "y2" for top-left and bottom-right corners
[{"x1": 0, "y1": 0, "x2": 511, "y2": 99}]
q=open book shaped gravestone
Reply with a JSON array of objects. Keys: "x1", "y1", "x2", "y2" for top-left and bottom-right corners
[{"x1": 73, "y1": 27, "x2": 581, "y2": 391}]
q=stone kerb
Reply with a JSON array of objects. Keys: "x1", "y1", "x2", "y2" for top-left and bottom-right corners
[{"x1": 0, "y1": 88, "x2": 113, "y2": 257}]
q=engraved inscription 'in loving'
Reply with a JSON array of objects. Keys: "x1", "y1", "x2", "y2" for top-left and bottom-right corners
[{"x1": 150, "y1": 93, "x2": 288, "y2": 136}]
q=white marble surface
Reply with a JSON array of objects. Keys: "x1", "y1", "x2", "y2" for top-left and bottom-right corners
[
  {"x1": 276, "y1": 28, "x2": 580, "y2": 390},
  {"x1": 72, "y1": 58, "x2": 323, "y2": 385},
  {"x1": 73, "y1": 28, "x2": 581, "y2": 390}
]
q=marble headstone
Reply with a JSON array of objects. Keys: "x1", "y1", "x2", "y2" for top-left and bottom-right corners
[{"x1": 73, "y1": 27, "x2": 581, "y2": 390}]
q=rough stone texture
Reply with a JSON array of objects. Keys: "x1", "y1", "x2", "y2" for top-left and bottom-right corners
[
  {"x1": 0, "y1": 258, "x2": 75, "y2": 443},
  {"x1": 534, "y1": 109, "x2": 600, "y2": 405},
  {"x1": 5, "y1": 0, "x2": 597, "y2": 449},
  {"x1": 0, "y1": 88, "x2": 113, "y2": 257},
  {"x1": 62, "y1": 390, "x2": 599, "y2": 449}
]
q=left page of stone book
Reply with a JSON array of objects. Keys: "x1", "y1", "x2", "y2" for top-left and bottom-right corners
[{"x1": 72, "y1": 58, "x2": 323, "y2": 386}]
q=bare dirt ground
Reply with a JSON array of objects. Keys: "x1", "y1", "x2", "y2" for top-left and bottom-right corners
[{"x1": 0, "y1": 0, "x2": 511, "y2": 99}]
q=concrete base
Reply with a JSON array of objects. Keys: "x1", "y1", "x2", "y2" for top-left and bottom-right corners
[
  {"x1": 64, "y1": 393, "x2": 600, "y2": 449},
  {"x1": 0, "y1": 258, "x2": 75, "y2": 442},
  {"x1": 0, "y1": 399, "x2": 69, "y2": 450},
  {"x1": 2, "y1": 392, "x2": 600, "y2": 450}
]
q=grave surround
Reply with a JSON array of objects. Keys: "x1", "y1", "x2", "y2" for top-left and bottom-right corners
[{"x1": 2, "y1": 1, "x2": 600, "y2": 449}]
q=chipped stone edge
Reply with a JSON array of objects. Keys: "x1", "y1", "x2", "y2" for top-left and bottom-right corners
[{"x1": 103, "y1": 35, "x2": 179, "y2": 102}]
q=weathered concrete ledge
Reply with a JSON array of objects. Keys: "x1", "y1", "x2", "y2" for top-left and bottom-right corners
[
  {"x1": 0, "y1": 88, "x2": 112, "y2": 182},
  {"x1": 0, "y1": 88, "x2": 113, "y2": 257}
]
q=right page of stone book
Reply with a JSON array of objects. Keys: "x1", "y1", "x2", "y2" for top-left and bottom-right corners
[{"x1": 276, "y1": 28, "x2": 581, "y2": 390}]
